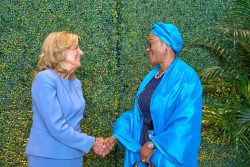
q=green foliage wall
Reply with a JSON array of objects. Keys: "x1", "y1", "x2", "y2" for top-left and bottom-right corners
[{"x1": 0, "y1": 0, "x2": 234, "y2": 166}]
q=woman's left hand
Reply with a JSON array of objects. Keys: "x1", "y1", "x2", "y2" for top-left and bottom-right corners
[{"x1": 140, "y1": 141, "x2": 154, "y2": 163}]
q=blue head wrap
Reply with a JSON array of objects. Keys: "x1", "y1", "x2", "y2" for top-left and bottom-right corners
[{"x1": 151, "y1": 22, "x2": 183, "y2": 54}]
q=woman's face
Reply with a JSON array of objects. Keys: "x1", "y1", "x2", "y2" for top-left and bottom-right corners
[
  {"x1": 146, "y1": 34, "x2": 167, "y2": 65},
  {"x1": 61, "y1": 42, "x2": 84, "y2": 72}
]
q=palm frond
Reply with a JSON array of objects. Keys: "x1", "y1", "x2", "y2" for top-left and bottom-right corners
[
  {"x1": 198, "y1": 38, "x2": 229, "y2": 60},
  {"x1": 237, "y1": 40, "x2": 250, "y2": 54},
  {"x1": 239, "y1": 135, "x2": 250, "y2": 152},
  {"x1": 238, "y1": 80, "x2": 250, "y2": 102},
  {"x1": 239, "y1": 110, "x2": 250, "y2": 125},
  {"x1": 236, "y1": 110, "x2": 250, "y2": 152},
  {"x1": 234, "y1": 129, "x2": 250, "y2": 153},
  {"x1": 199, "y1": 66, "x2": 222, "y2": 81},
  {"x1": 214, "y1": 24, "x2": 250, "y2": 42},
  {"x1": 198, "y1": 0, "x2": 250, "y2": 154},
  {"x1": 234, "y1": 29, "x2": 250, "y2": 39}
]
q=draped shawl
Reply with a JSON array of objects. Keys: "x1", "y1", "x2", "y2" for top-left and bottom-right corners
[{"x1": 113, "y1": 57, "x2": 202, "y2": 167}]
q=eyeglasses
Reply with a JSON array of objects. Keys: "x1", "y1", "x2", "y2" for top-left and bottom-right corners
[{"x1": 145, "y1": 40, "x2": 161, "y2": 48}]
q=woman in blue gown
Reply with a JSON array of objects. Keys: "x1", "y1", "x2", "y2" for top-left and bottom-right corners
[
  {"x1": 25, "y1": 31, "x2": 104, "y2": 167},
  {"x1": 104, "y1": 22, "x2": 203, "y2": 167}
]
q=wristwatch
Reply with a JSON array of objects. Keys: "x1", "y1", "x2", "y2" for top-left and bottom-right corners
[{"x1": 147, "y1": 141, "x2": 156, "y2": 149}]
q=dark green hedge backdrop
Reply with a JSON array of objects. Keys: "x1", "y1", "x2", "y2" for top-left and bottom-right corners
[{"x1": 1, "y1": 0, "x2": 243, "y2": 166}]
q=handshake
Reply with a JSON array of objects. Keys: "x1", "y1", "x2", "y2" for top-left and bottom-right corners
[{"x1": 92, "y1": 136, "x2": 118, "y2": 157}]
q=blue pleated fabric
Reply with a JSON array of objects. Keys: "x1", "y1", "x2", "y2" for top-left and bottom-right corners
[{"x1": 113, "y1": 57, "x2": 202, "y2": 167}]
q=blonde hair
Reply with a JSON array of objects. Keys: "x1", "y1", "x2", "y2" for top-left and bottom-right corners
[{"x1": 33, "y1": 31, "x2": 79, "y2": 80}]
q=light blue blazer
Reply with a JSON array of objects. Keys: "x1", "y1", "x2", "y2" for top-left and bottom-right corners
[{"x1": 25, "y1": 69, "x2": 95, "y2": 159}]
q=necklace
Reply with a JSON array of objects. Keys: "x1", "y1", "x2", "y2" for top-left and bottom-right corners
[{"x1": 154, "y1": 71, "x2": 165, "y2": 79}]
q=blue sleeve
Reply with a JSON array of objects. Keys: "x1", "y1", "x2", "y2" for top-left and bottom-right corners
[
  {"x1": 113, "y1": 110, "x2": 142, "y2": 152},
  {"x1": 32, "y1": 72, "x2": 95, "y2": 153}
]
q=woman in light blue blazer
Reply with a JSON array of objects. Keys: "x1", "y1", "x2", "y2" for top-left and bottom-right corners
[{"x1": 25, "y1": 31, "x2": 104, "y2": 167}]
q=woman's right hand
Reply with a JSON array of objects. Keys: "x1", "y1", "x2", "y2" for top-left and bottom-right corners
[{"x1": 93, "y1": 137, "x2": 105, "y2": 157}]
